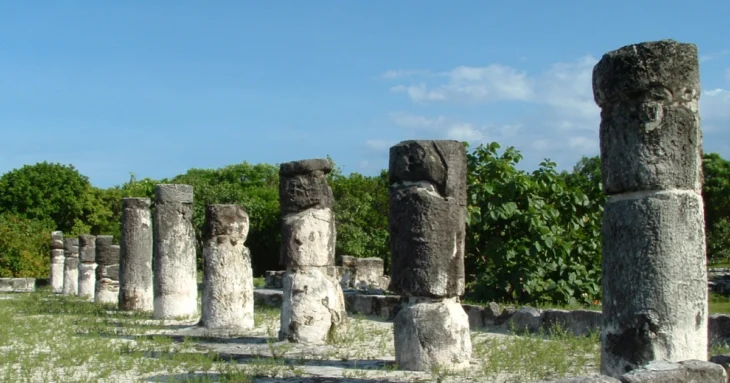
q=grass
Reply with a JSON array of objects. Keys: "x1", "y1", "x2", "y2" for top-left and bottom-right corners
[{"x1": 0, "y1": 289, "x2": 663, "y2": 382}]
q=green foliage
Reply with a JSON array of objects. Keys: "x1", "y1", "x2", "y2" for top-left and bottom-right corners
[
  {"x1": 329, "y1": 166, "x2": 390, "y2": 271},
  {"x1": 0, "y1": 162, "x2": 94, "y2": 233},
  {"x1": 465, "y1": 143, "x2": 603, "y2": 306},
  {"x1": 169, "y1": 162, "x2": 281, "y2": 275},
  {"x1": 703, "y1": 153, "x2": 730, "y2": 263},
  {"x1": 0, "y1": 213, "x2": 53, "y2": 277}
]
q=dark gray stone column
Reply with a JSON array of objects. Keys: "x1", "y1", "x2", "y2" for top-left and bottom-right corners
[
  {"x1": 119, "y1": 198, "x2": 154, "y2": 312},
  {"x1": 77, "y1": 234, "x2": 96, "y2": 301},
  {"x1": 50, "y1": 231, "x2": 65, "y2": 293},
  {"x1": 278, "y1": 158, "x2": 347, "y2": 344},
  {"x1": 200, "y1": 204, "x2": 254, "y2": 330},
  {"x1": 94, "y1": 235, "x2": 120, "y2": 304},
  {"x1": 388, "y1": 140, "x2": 471, "y2": 371},
  {"x1": 593, "y1": 39, "x2": 707, "y2": 377},
  {"x1": 62, "y1": 238, "x2": 79, "y2": 295},
  {"x1": 153, "y1": 184, "x2": 197, "y2": 319}
]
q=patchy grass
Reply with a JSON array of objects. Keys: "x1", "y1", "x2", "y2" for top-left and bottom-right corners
[{"x1": 0, "y1": 290, "x2": 611, "y2": 382}]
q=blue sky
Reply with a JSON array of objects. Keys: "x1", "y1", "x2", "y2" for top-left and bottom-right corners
[{"x1": 1, "y1": 1, "x2": 729, "y2": 188}]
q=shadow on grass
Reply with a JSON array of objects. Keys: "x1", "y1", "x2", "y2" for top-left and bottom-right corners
[{"x1": 144, "y1": 372, "x2": 393, "y2": 382}]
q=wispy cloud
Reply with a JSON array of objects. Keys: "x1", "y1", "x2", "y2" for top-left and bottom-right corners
[
  {"x1": 380, "y1": 69, "x2": 430, "y2": 79},
  {"x1": 363, "y1": 139, "x2": 395, "y2": 152},
  {"x1": 700, "y1": 50, "x2": 730, "y2": 63}
]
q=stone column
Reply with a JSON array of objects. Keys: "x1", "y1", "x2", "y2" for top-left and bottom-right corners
[
  {"x1": 278, "y1": 158, "x2": 347, "y2": 344},
  {"x1": 593, "y1": 40, "x2": 708, "y2": 377},
  {"x1": 50, "y1": 231, "x2": 65, "y2": 293},
  {"x1": 153, "y1": 184, "x2": 197, "y2": 319},
  {"x1": 388, "y1": 140, "x2": 471, "y2": 371},
  {"x1": 62, "y1": 238, "x2": 79, "y2": 295},
  {"x1": 77, "y1": 234, "x2": 97, "y2": 301},
  {"x1": 94, "y1": 235, "x2": 120, "y2": 304},
  {"x1": 119, "y1": 198, "x2": 154, "y2": 312},
  {"x1": 200, "y1": 204, "x2": 254, "y2": 330}
]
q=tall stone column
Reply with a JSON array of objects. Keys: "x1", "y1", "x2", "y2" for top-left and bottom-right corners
[
  {"x1": 119, "y1": 198, "x2": 154, "y2": 312},
  {"x1": 77, "y1": 234, "x2": 97, "y2": 301},
  {"x1": 278, "y1": 158, "x2": 347, "y2": 344},
  {"x1": 593, "y1": 39, "x2": 708, "y2": 377},
  {"x1": 153, "y1": 184, "x2": 198, "y2": 319},
  {"x1": 388, "y1": 140, "x2": 471, "y2": 371},
  {"x1": 95, "y1": 235, "x2": 120, "y2": 305},
  {"x1": 62, "y1": 238, "x2": 79, "y2": 295},
  {"x1": 200, "y1": 204, "x2": 254, "y2": 330},
  {"x1": 50, "y1": 231, "x2": 65, "y2": 294}
]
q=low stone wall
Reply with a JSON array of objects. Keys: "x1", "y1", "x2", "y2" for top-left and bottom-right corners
[
  {"x1": 0, "y1": 278, "x2": 36, "y2": 293},
  {"x1": 252, "y1": 288, "x2": 730, "y2": 346},
  {"x1": 542, "y1": 360, "x2": 727, "y2": 382}
]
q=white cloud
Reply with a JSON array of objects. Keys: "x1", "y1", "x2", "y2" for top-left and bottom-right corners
[
  {"x1": 446, "y1": 123, "x2": 486, "y2": 142},
  {"x1": 364, "y1": 139, "x2": 394, "y2": 152},
  {"x1": 390, "y1": 84, "x2": 446, "y2": 102},
  {"x1": 568, "y1": 136, "x2": 598, "y2": 153},
  {"x1": 389, "y1": 111, "x2": 446, "y2": 128},
  {"x1": 700, "y1": 50, "x2": 729, "y2": 63},
  {"x1": 439, "y1": 65, "x2": 534, "y2": 102}
]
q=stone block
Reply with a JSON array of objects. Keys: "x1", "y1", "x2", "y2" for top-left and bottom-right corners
[
  {"x1": 619, "y1": 359, "x2": 726, "y2": 383},
  {"x1": 253, "y1": 289, "x2": 283, "y2": 307},
  {"x1": 393, "y1": 298, "x2": 471, "y2": 371},
  {"x1": 389, "y1": 185, "x2": 465, "y2": 298},
  {"x1": 593, "y1": 40, "x2": 702, "y2": 195},
  {"x1": 78, "y1": 234, "x2": 96, "y2": 263},
  {"x1": 542, "y1": 309, "x2": 602, "y2": 337},
  {"x1": 279, "y1": 158, "x2": 334, "y2": 215},
  {"x1": 50, "y1": 231, "x2": 64, "y2": 250},
  {"x1": 389, "y1": 140, "x2": 468, "y2": 206},
  {"x1": 279, "y1": 267, "x2": 347, "y2": 344},
  {"x1": 710, "y1": 314, "x2": 730, "y2": 345},
  {"x1": 280, "y1": 208, "x2": 336, "y2": 267},
  {"x1": 602, "y1": 190, "x2": 708, "y2": 376},
  {"x1": 505, "y1": 306, "x2": 542, "y2": 333},
  {"x1": 265, "y1": 270, "x2": 286, "y2": 289},
  {"x1": 462, "y1": 304, "x2": 485, "y2": 329},
  {"x1": 484, "y1": 302, "x2": 502, "y2": 326},
  {"x1": 373, "y1": 295, "x2": 403, "y2": 319}
]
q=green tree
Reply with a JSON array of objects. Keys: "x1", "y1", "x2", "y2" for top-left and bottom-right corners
[
  {"x1": 703, "y1": 152, "x2": 730, "y2": 263},
  {"x1": 465, "y1": 142, "x2": 603, "y2": 306},
  {"x1": 0, "y1": 213, "x2": 53, "y2": 277},
  {"x1": 329, "y1": 166, "x2": 390, "y2": 270},
  {"x1": 0, "y1": 162, "x2": 93, "y2": 233}
]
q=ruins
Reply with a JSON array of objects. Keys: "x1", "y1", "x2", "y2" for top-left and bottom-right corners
[
  {"x1": 593, "y1": 39, "x2": 709, "y2": 377},
  {"x1": 94, "y1": 235, "x2": 120, "y2": 304},
  {"x1": 77, "y1": 234, "x2": 96, "y2": 301},
  {"x1": 387, "y1": 139, "x2": 472, "y2": 371},
  {"x1": 49, "y1": 231, "x2": 64, "y2": 294},
  {"x1": 200, "y1": 204, "x2": 254, "y2": 330},
  {"x1": 153, "y1": 184, "x2": 198, "y2": 319},
  {"x1": 278, "y1": 158, "x2": 347, "y2": 344},
  {"x1": 62, "y1": 237, "x2": 79, "y2": 296},
  {"x1": 119, "y1": 198, "x2": 154, "y2": 312}
]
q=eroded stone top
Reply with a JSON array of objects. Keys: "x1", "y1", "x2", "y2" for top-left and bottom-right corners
[
  {"x1": 593, "y1": 39, "x2": 700, "y2": 108},
  {"x1": 122, "y1": 197, "x2": 152, "y2": 209},
  {"x1": 389, "y1": 140, "x2": 467, "y2": 206},
  {"x1": 51, "y1": 231, "x2": 64, "y2": 249},
  {"x1": 155, "y1": 184, "x2": 194, "y2": 204},
  {"x1": 95, "y1": 235, "x2": 118, "y2": 265},
  {"x1": 204, "y1": 204, "x2": 249, "y2": 241},
  {"x1": 63, "y1": 238, "x2": 79, "y2": 256},
  {"x1": 279, "y1": 158, "x2": 332, "y2": 177}
]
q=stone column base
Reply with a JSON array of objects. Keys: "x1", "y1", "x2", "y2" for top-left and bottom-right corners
[
  {"x1": 279, "y1": 267, "x2": 347, "y2": 344},
  {"x1": 394, "y1": 297, "x2": 472, "y2": 371}
]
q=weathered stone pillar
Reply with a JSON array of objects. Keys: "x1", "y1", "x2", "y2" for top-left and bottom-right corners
[
  {"x1": 62, "y1": 238, "x2": 79, "y2": 295},
  {"x1": 153, "y1": 184, "x2": 197, "y2": 319},
  {"x1": 200, "y1": 204, "x2": 254, "y2": 330},
  {"x1": 593, "y1": 39, "x2": 708, "y2": 377},
  {"x1": 77, "y1": 234, "x2": 97, "y2": 301},
  {"x1": 50, "y1": 231, "x2": 65, "y2": 293},
  {"x1": 388, "y1": 140, "x2": 471, "y2": 371},
  {"x1": 278, "y1": 159, "x2": 347, "y2": 344},
  {"x1": 119, "y1": 198, "x2": 154, "y2": 312},
  {"x1": 94, "y1": 235, "x2": 120, "y2": 304}
]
